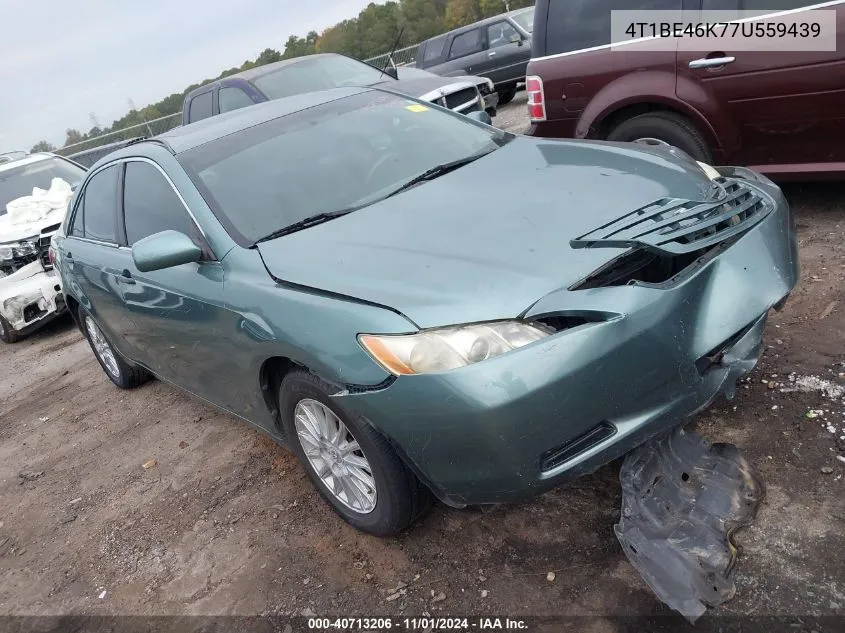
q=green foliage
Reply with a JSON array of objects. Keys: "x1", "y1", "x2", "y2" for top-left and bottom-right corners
[
  {"x1": 30, "y1": 140, "x2": 56, "y2": 152},
  {"x1": 63, "y1": 1, "x2": 535, "y2": 152}
]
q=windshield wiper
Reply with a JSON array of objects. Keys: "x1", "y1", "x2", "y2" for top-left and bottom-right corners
[
  {"x1": 253, "y1": 209, "x2": 353, "y2": 244},
  {"x1": 382, "y1": 150, "x2": 495, "y2": 200}
]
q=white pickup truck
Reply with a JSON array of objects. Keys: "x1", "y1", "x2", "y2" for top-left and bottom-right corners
[{"x1": 0, "y1": 152, "x2": 86, "y2": 343}]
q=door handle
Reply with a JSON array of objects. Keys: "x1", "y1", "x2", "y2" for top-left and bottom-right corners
[
  {"x1": 689, "y1": 56, "x2": 735, "y2": 69},
  {"x1": 117, "y1": 270, "x2": 136, "y2": 285},
  {"x1": 488, "y1": 50, "x2": 497, "y2": 57}
]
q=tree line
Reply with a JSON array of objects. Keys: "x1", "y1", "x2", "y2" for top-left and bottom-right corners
[{"x1": 30, "y1": 0, "x2": 533, "y2": 154}]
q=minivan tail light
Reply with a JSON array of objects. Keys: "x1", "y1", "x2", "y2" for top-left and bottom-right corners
[{"x1": 526, "y1": 75, "x2": 546, "y2": 122}]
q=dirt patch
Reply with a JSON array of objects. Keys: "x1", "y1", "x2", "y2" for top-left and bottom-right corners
[{"x1": 0, "y1": 133, "x2": 843, "y2": 622}]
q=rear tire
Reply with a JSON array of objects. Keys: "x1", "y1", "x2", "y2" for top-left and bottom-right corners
[
  {"x1": 0, "y1": 314, "x2": 22, "y2": 344},
  {"x1": 606, "y1": 112, "x2": 712, "y2": 163},
  {"x1": 279, "y1": 370, "x2": 432, "y2": 536},
  {"x1": 79, "y1": 307, "x2": 148, "y2": 389},
  {"x1": 497, "y1": 85, "x2": 517, "y2": 105}
]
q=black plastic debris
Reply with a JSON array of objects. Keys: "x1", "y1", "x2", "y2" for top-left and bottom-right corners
[{"x1": 615, "y1": 425, "x2": 764, "y2": 623}]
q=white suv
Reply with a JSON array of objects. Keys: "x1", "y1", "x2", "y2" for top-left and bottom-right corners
[{"x1": 0, "y1": 152, "x2": 86, "y2": 342}]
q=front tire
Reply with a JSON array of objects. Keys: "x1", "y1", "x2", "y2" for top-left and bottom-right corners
[
  {"x1": 606, "y1": 112, "x2": 712, "y2": 163},
  {"x1": 0, "y1": 314, "x2": 22, "y2": 344},
  {"x1": 279, "y1": 370, "x2": 431, "y2": 536},
  {"x1": 79, "y1": 307, "x2": 148, "y2": 389},
  {"x1": 497, "y1": 85, "x2": 517, "y2": 105}
]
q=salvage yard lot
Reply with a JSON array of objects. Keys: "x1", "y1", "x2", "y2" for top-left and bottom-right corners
[{"x1": 1, "y1": 98, "x2": 844, "y2": 624}]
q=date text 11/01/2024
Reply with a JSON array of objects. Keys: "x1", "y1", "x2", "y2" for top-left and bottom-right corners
[{"x1": 307, "y1": 617, "x2": 528, "y2": 630}]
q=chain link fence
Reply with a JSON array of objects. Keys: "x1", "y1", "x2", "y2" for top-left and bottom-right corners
[
  {"x1": 57, "y1": 44, "x2": 421, "y2": 168},
  {"x1": 363, "y1": 43, "x2": 418, "y2": 69},
  {"x1": 56, "y1": 113, "x2": 182, "y2": 167}
]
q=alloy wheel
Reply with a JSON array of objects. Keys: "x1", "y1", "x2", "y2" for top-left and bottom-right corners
[
  {"x1": 84, "y1": 315, "x2": 120, "y2": 379},
  {"x1": 294, "y1": 398, "x2": 377, "y2": 514}
]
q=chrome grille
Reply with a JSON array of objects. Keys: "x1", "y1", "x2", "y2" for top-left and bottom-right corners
[{"x1": 571, "y1": 179, "x2": 770, "y2": 256}]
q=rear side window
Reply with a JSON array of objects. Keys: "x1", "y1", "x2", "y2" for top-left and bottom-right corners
[
  {"x1": 422, "y1": 36, "x2": 447, "y2": 65},
  {"x1": 219, "y1": 87, "x2": 254, "y2": 113},
  {"x1": 544, "y1": 0, "x2": 682, "y2": 55},
  {"x1": 188, "y1": 91, "x2": 214, "y2": 123},
  {"x1": 123, "y1": 161, "x2": 195, "y2": 246},
  {"x1": 449, "y1": 29, "x2": 482, "y2": 59},
  {"x1": 81, "y1": 166, "x2": 119, "y2": 243}
]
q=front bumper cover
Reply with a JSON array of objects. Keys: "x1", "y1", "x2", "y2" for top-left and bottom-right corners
[
  {"x1": 0, "y1": 261, "x2": 65, "y2": 332},
  {"x1": 343, "y1": 171, "x2": 798, "y2": 506}
]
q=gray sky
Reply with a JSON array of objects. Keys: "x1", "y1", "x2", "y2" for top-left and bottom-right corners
[{"x1": 0, "y1": 0, "x2": 381, "y2": 150}]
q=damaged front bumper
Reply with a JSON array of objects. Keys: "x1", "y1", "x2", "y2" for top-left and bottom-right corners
[
  {"x1": 344, "y1": 171, "x2": 799, "y2": 507},
  {"x1": 0, "y1": 261, "x2": 66, "y2": 333}
]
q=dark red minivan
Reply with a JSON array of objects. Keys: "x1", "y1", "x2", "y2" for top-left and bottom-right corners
[{"x1": 526, "y1": 0, "x2": 845, "y2": 180}]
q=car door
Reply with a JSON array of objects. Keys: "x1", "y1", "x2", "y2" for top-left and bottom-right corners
[
  {"x1": 114, "y1": 158, "x2": 235, "y2": 405},
  {"x1": 61, "y1": 164, "x2": 129, "y2": 353},
  {"x1": 480, "y1": 19, "x2": 530, "y2": 84},
  {"x1": 677, "y1": 0, "x2": 845, "y2": 171}
]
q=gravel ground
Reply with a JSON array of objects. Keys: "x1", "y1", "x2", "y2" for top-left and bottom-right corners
[{"x1": 1, "y1": 97, "x2": 843, "y2": 629}]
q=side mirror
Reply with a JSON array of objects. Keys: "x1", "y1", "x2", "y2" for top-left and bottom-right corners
[
  {"x1": 383, "y1": 66, "x2": 399, "y2": 80},
  {"x1": 510, "y1": 33, "x2": 523, "y2": 46},
  {"x1": 132, "y1": 230, "x2": 202, "y2": 273},
  {"x1": 465, "y1": 110, "x2": 493, "y2": 126}
]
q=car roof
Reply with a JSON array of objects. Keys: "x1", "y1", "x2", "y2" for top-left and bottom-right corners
[
  {"x1": 0, "y1": 153, "x2": 55, "y2": 173},
  {"x1": 427, "y1": 8, "x2": 533, "y2": 40},
  {"x1": 184, "y1": 53, "x2": 351, "y2": 98},
  {"x1": 154, "y1": 86, "x2": 372, "y2": 155}
]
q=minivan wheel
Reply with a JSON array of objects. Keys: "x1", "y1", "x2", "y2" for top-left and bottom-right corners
[
  {"x1": 79, "y1": 307, "x2": 148, "y2": 389},
  {"x1": 279, "y1": 370, "x2": 432, "y2": 536},
  {"x1": 607, "y1": 112, "x2": 712, "y2": 163},
  {"x1": 0, "y1": 314, "x2": 21, "y2": 344}
]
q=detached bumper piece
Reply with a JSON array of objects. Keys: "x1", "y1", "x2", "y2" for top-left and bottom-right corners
[{"x1": 614, "y1": 426, "x2": 764, "y2": 623}]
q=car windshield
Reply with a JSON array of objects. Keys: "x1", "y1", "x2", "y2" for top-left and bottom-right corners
[
  {"x1": 179, "y1": 90, "x2": 510, "y2": 245},
  {"x1": 0, "y1": 157, "x2": 86, "y2": 217},
  {"x1": 253, "y1": 55, "x2": 391, "y2": 100},
  {"x1": 511, "y1": 7, "x2": 534, "y2": 33}
]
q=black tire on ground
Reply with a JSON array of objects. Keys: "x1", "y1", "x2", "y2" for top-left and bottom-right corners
[
  {"x1": 606, "y1": 111, "x2": 712, "y2": 163},
  {"x1": 497, "y1": 86, "x2": 517, "y2": 105},
  {"x1": 279, "y1": 370, "x2": 432, "y2": 536},
  {"x1": 78, "y1": 306, "x2": 149, "y2": 389},
  {"x1": 0, "y1": 314, "x2": 21, "y2": 344}
]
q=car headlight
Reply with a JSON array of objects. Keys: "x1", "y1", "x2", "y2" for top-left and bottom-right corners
[
  {"x1": 13, "y1": 239, "x2": 39, "y2": 257},
  {"x1": 697, "y1": 161, "x2": 721, "y2": 181},
  {"x1": 359, "y1": 321, "x2": 552, "y2": 375}
]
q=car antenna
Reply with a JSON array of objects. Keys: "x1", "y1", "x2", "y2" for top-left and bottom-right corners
[{"x1": 378, "y1": 26, "x2": 405, "y2": 80}]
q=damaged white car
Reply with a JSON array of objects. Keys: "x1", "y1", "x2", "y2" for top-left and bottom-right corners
[{"x1": 0, "y1": 152, "x2": 86, "y2": 343}]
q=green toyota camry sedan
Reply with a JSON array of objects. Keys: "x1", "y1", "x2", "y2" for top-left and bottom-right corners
[{"x1": 53, "y1": 87, "x2": 798, "y2": 535}]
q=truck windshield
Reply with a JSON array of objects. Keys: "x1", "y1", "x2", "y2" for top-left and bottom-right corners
[
  {"x1": 0, "y1": 157, "x2": 86, "y2": 217},
  {"x1": 253, "y1": 55, "x2": 390, "y2": 100}
]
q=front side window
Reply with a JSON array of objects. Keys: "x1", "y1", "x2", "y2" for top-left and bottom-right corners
[
  {"x1": 81, "y1": 165, "x2": 119, "y2": 242},
  {"x1": 487, "y1": 21, "x2": 520, "y2": 48},
  {"x1": 0, "y1": 157, "x2": 86, "y2": 217},
  {"x1": 253, "y1": 56, "x2": 390, "y2": 100},
  {"x1": 219, "y1": 87, "x2": 254, "y2": 113},
  {"x1": 510, "y1": 8, "x2": 535, "y2": 33},
  {"x1": 449, "y1": 29, "x2": 482, "y2": 59},
  {"x1": 179, "y1": 91, "x2": 510, "y2": 245},
  {"x1": 188, "y1": 91, "x2": 214, "y2": 123},
  {"x1": 123, "y1": 161, "x2": 195, "y2": 246}
]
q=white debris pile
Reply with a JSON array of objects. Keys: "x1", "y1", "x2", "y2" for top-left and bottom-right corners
[
  {"x1": 5, "y1": 178, "x2": 73, "y2": 225},
  {"x1": 782, "y1": 373, "x2": 845, "y2": 400}
]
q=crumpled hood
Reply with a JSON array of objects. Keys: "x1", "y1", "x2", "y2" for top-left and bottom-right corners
[
  {"x1": 257, "y1": 137, "x2": 719, "y2": 329},
  {"x1": 0, "y1": 206, "x2": 65, "y2": 243}
]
